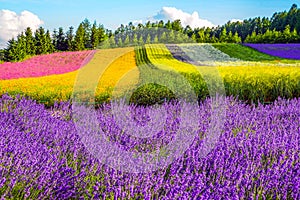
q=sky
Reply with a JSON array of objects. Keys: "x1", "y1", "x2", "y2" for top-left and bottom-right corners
[{"x1": 0, "y1": 0, "x2": 299, "y2": 48}]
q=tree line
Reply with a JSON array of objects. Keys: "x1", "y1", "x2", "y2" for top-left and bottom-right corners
[
  {"x1": 1, "y1": 4, "x2": 300, "y2": 62},
  {"x1": 2, "y1": 19, "x2": 107, "y2": 62}
]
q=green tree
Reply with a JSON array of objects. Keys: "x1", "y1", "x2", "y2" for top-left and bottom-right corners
[
  {"x1": 109, "y1": 36, "x2": 116, "y2": 48},
  {"x1": 16, "y1": 33, "x2": 27, "y2": 60},
  {"x1": 66, "y1": 26, "x2": 75, "y2": 51},
  {"x1": 165, "y1": 20, "x2": 172, "y2": 29},
  {"x1": 283, "y1": 25, "x2": 291, "y2": 42},
  {"x1": 145, "y1": 34, "x2": 151, "y2": 44},
  {"x1": 138, "y1": 34, "x2": 144, "y2": 45},
  {"x1": 197, "y1": 29, "x2": 205, "y2": 43},
  {"x1": 74, "y1": 23, "x2": 85, "y2": 50},
  {"x1": 123, "y1": 34, "x2": 130, "y2": 46},
  {"x1": 82, "y1": 18, "x2": 92, "y2": 48},
  {"x1": 91, "y1": 21, "x2": 99, "y2": 49},
  {"x1": 24, "y1": 27, "x2": 35, "y2": 55},
  {"x1": 97, "y1": 24, "x2": 107, "y2": 43},
  {"x1": 56, "y1": 27, "x2": 67, "y2": 51},
  {"x1": 153, "y1": 34, "x2": 159, "y2": 43},
  {"x1": 171, "y1": 19, "x2": 183, "y2": 32},
  {"x1": 160, "y1": 32, "x2": 167, "y2": 43},
  {"x1": 4, "y1": 38, "x2": 18, "y2": 61},
  {"x1": 117, "y1": 37, "x2": 123, "y2": 47},
  {"x1": 167, "y1": 30, "x2": 175, "y2": 43},
  {"x1": 45, "y1": 30, "x2": 55, "y2": 53},
  {"x1": 132, "y1": 33, "x2": 138, "y2": 46},
  {"x1": 233, "y1": 32, "x2": 242, "y2": 43},
  {"x1": 34, "y1": 27, "x2": 48, "y2": 54},
  {"x1": 219, "y1": 28, "x2": 227, "y2": 42},
  {"x1": 291, "y1": 28, "x2": 299, "y2": 42}
]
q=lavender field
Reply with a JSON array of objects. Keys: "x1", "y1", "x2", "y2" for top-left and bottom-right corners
[
  {"x1": 243, "y1": 44, "x2": 300, "y2": 60},
  {"x1": 0, "y1": 94, "x2": 299, "y2": 199}
]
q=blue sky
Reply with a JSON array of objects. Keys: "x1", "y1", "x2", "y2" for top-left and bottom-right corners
[
  {"x1": 0, "y1": 0, "x2": 298, "y2": 47},
  {"x1": 1, "y1": 0, "x2": 298, "y2": 29}
]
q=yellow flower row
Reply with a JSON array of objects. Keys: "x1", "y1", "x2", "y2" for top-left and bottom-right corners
[
  {"x1": 0, "y1": 47, "x2": 138, "y2": 105},
  {"x1": 145, "y1": 44, "x2": 300, "y2": 102}
]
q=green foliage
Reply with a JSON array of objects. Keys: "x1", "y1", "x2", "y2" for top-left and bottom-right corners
[
  {"x1": 25, "y1": 27, "x2": 35, "y2": 55},
  {"x1": 129, "y1": 83, "x2": 176, "y2": 106},
  {"x1": 74, "y1": 24, "x2": 85, "y2": 51}
]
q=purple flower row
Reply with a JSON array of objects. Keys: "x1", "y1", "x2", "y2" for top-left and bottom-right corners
[
  {"x1": 0, "y1": 94, "x2": 299, "y2": 199},
  {"x1": 243, "y1": 43, "x2": 300, "y2": 60}
]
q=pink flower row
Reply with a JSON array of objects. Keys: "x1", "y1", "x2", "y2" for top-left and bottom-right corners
[{"x1": 0, "y1": 50, "x2": 96, "y2": 80}]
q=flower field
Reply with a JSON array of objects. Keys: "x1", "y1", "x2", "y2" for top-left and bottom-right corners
[
  {"x1": 142, "y1": 44, "x2": 300, "y2": 102},
  {"x1": 243, "y1": 43, "x2": 300, "y2": 60},
  {"x1": 0, "y1": 50, "x2": 95, "y2": 80},
  {"x1": 0, "y1": 95, "x2": 299, "y2": 199},
  {"x1": 1, "y1": 43, "x2": 300, "y2": 199},
  {"x1": 0, "y1": 48, "x2": 138, "y2": 106}
]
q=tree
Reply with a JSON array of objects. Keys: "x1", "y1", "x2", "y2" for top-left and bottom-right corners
[
  {"x1": 145, "y1": 34, "x2": 151, "y2": 44},
  {"x1": 97, "y1": 24, "x2": 107, "y2": 44},
  {"x1": 132, "y1": 33, "x2": 138, "y2": 46},
  {"x1": 74, "y1": 23, "x2": 85, "y2": 50},
  {"x1": 160, "y1": 32, "x2": 167, "y2": 43},
  {"x1": 35, "y1": 27, "x2": 47, "y2": 54},
  {"x1": 4, "y1": 38, "x2": 18, "y2": 61},
  {"x1": 138, "y1": 34, "x2": 144, "y2": 45},
  {"x1": 15, "y1": 33, "x2": 27, "y2": 60},
  {"x1": 82, "y1": 18, "x2": 92, "y2": 48},
  {"x1": 219, "y1": 28, "x2": 227, "y2": 42},
  {"x1": 233, "y1": 32, "x2": 242, "y2": 43},
  {"x1": 291, "y1": 28, "x2": 299, "y2": 42},
  {"x1": 171, "y1": 19, "x2": 183, "y2": 32},
  {"x1": 167, "y1": 30, "x2": 175, "y2": 43},
  {"x1": 45, "y1": 30, "x2": 55, "y2": 53},
  {"x1": 109, "y1": 36, "x2": 116, "y2": 48},
  {"x1": 66, "y1": 26, "x2": 75, "y2": 51},
  {"x1": 117, "y1": 37, "x2": 123, "y2": 47},
  {"x1": 52, "y1": 29, "x2": 58, "y2": 51},
  {"x1": 24, "y1": 27, "x2": 35, "y2": 55},
  {"x1": 165, "y1": 20, "x2": 172, "y2": 29},
  {"x1": 91, "y1": 21, "x2": 99, "y2": 49},
  {"x1": 197, "y1": 29, "x2": 205, "y2": 43},
  {"x1": 283, "y1": 25, "x2": 291, "y2": 43},
  {"x1": 56, "y1": 27, "x2": 67, "y2": 51},
  {"x1": 153, "y1": 35, "x2": 159, "y2": 43}
]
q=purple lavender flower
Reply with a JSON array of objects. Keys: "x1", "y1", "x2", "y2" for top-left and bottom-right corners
[
  {"x1": 243, "y1": 43, "x2": 300, "y2": 60},
  {"x1": 0, "y1": 94, "x2": 299, "y2": 199}
]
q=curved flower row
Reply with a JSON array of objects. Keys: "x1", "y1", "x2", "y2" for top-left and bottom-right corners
[
  {"x1": 0, "y1": 95, "x2": 299, "y2": 199},
  {"x1": 0, "y1": 50, "x2": 96, "y2": 80},
  {"x1": 0, "y1": 48, "x2": 137, "y2": 105}
]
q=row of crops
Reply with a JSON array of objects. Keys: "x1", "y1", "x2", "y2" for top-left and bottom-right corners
[
  {"x1": 1, "y1": 94, "x2": 299, "y2": 199},
  {"x1": 1, "y1": 43, "x2": 300, "y2": 105},
  {"x1": 141, "y1": 44, "x2": 300, "y2": 104},
  {"x1": 1, "y1": 43, "x2": 300, "y2": 199}
]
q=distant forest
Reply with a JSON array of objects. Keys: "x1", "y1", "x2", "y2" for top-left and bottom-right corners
[{"x1": 1, "y1": 4, "x2": 300, "y2": 62}]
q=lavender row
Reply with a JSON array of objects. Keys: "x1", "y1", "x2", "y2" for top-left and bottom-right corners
[
  {"x1": 0, "y1": 95, "x2": 299, "y2": 199},
  {"x1": 243, "y1": 43, "x2": 300, "y2": 60}
]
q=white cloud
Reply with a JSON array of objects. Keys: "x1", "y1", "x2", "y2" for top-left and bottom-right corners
[
  {"x1": 230, "y1": 19, "x2": 243, "y2": 23},
  {"x1": 0, "y1": 9, "x2": 44, "y2": 48},
  {"x1": 132, "y1": 20, "x2": 143, "y2": 26},
  {"x1": 151, "y1": 7, "x2": 215, "y2": 29}
]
